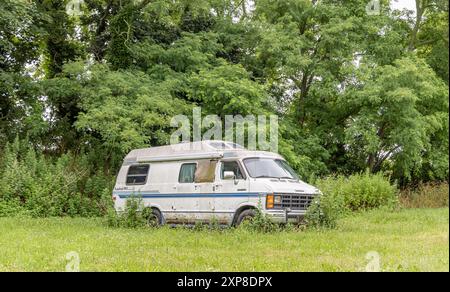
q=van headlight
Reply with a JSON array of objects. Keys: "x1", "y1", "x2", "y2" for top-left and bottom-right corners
[
  {"x1": 273, "y1": 195, "x2": 282, "y2": 204},
  {"x1": 267, "y1": 194, "x2": 282, "y2": 209}
]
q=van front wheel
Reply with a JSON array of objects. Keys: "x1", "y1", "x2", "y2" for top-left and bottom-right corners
[
  {"x1": 235, "y1": 209, "x2": 256, "y2": 226},
  {"x1": 145, "y1": 208, "x2": 163, "y2": 227}
]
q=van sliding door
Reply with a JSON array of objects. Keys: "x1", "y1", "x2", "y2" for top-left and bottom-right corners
[{"x1": 173, "y1": 163, "x2": 199, "y2": 224}]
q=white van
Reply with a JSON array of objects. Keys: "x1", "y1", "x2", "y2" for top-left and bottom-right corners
[{"x1": 113, "y1": 140, "x2": 320, "y2": 226}]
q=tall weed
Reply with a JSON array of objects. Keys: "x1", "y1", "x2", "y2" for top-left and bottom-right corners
[
  {"x1": 0, "y1": 138, "x2": 114, "y2": 217},
  {"x1": 400, "y1": 182, "x2": 449, "y2": 208}
]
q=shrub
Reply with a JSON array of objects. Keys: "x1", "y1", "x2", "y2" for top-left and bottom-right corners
[
  {"x1": 315, "y1": 172, "x2": 398, "y2": 212},
  {"x1": 0, "y1": 199, "x2": 30, "y2": 217},
  {"x1": 106, "y1": 195, "x2": 148, "y2": 228},
  {"x1": 400, "y1": 182, "x2": 449, "y2": 208},
  {"x1": 306, "y1": 172, "x2": 399, "y2": 228},
  {"x1": 239, "y1": 208, "x2": 281, "y2": 233},
  {"x1": 305, "y1": 193, "x2": 341, "y2": 229},
  {"x1": 0, "y1": 138, "x2": 114, "y2": 217}
]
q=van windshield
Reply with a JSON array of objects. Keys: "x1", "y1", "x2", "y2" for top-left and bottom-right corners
[{"x1": 243, "y1": 158, "x2": 299, "y2": 180}]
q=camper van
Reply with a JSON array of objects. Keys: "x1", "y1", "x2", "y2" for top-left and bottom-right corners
[{"x1": 113, "y1": 140, "x2": 321, "y2": 226}]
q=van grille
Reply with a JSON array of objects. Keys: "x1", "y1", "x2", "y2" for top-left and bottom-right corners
[{"x1": 274, "y1": 194, "x2": 315, "y2": 210}]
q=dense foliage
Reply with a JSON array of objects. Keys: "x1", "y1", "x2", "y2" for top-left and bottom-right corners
[
  {"x1": 1, "y1": 0, "x2": 448, "y2": 216},
  {"x1": 0, "y1": 138, "x2": 113, "y2": 217},
  {"x1": 305, "y1": 172, "x2": 399, "y2": 228}
]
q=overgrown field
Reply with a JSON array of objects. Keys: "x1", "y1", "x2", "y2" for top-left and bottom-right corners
[{"x1": 0, "y1": 208, "x2": 448, "y2": 272}]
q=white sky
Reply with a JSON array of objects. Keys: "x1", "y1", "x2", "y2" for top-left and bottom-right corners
[{"x1": 390, "y1": 0, "x2": 417, "y2": 12}]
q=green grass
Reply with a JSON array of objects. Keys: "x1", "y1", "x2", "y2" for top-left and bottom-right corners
[{"x1": 0, "y1": 208, "x2": 448, "y2": 271}]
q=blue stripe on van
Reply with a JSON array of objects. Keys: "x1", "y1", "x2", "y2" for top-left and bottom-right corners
[{"x1": 113, "y1": 191, "x2": 262, "y2": 199}]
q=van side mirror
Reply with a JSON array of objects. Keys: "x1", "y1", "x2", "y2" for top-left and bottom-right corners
[{"x1": 223, "y1": 171, "x2": 236, "y2": 180}]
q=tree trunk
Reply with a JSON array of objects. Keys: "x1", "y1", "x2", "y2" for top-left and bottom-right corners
[{"x1": 408, "y1": 0, "x2": 427, "y2": 51}]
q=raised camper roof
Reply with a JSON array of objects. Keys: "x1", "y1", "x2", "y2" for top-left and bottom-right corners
[{"x1": 123, "y1": 140, "x2": 282, "y2": 164}]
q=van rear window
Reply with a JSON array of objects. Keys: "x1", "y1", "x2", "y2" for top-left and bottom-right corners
[{"x1": 126, "y1": 164, "x2": 150, "y2": 185}]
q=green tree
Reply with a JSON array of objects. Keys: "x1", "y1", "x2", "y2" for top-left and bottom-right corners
[
  {"x1": 344, "y1": 57, "x2": 448, "y2": 182},
  {"x1": 0, "y1": 0, "x2": 46, "y2": 142}
]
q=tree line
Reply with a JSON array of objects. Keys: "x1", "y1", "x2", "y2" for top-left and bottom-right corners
[{"x1": 1, "y1": 0, "x2": 448, "y2": 191}]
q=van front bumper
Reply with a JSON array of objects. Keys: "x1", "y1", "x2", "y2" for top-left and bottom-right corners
[{"x1": 264, "y1": 209, "x2": 307, "y2": 224}]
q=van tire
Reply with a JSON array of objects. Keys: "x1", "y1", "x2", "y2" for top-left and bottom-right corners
[
  {"x1": 235, "y1": 209, "x2": 257, "y2": 226},
  {"x1": 146, "y1": 208, "x2": 163, "y2": 227}
]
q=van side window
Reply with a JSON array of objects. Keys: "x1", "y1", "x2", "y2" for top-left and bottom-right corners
[
  {"x1": 179, "y1": 163, "x2": 197, "y2": 183},
  {"x1": 126, "y1": 164, "x2": 150, "y2": 185},
  {"x1": 221, "y1": 161, "x2": 245, "y2": 180},
  {"x1": 195, "y1": 160, "x2": 217, "y2": 183}
]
